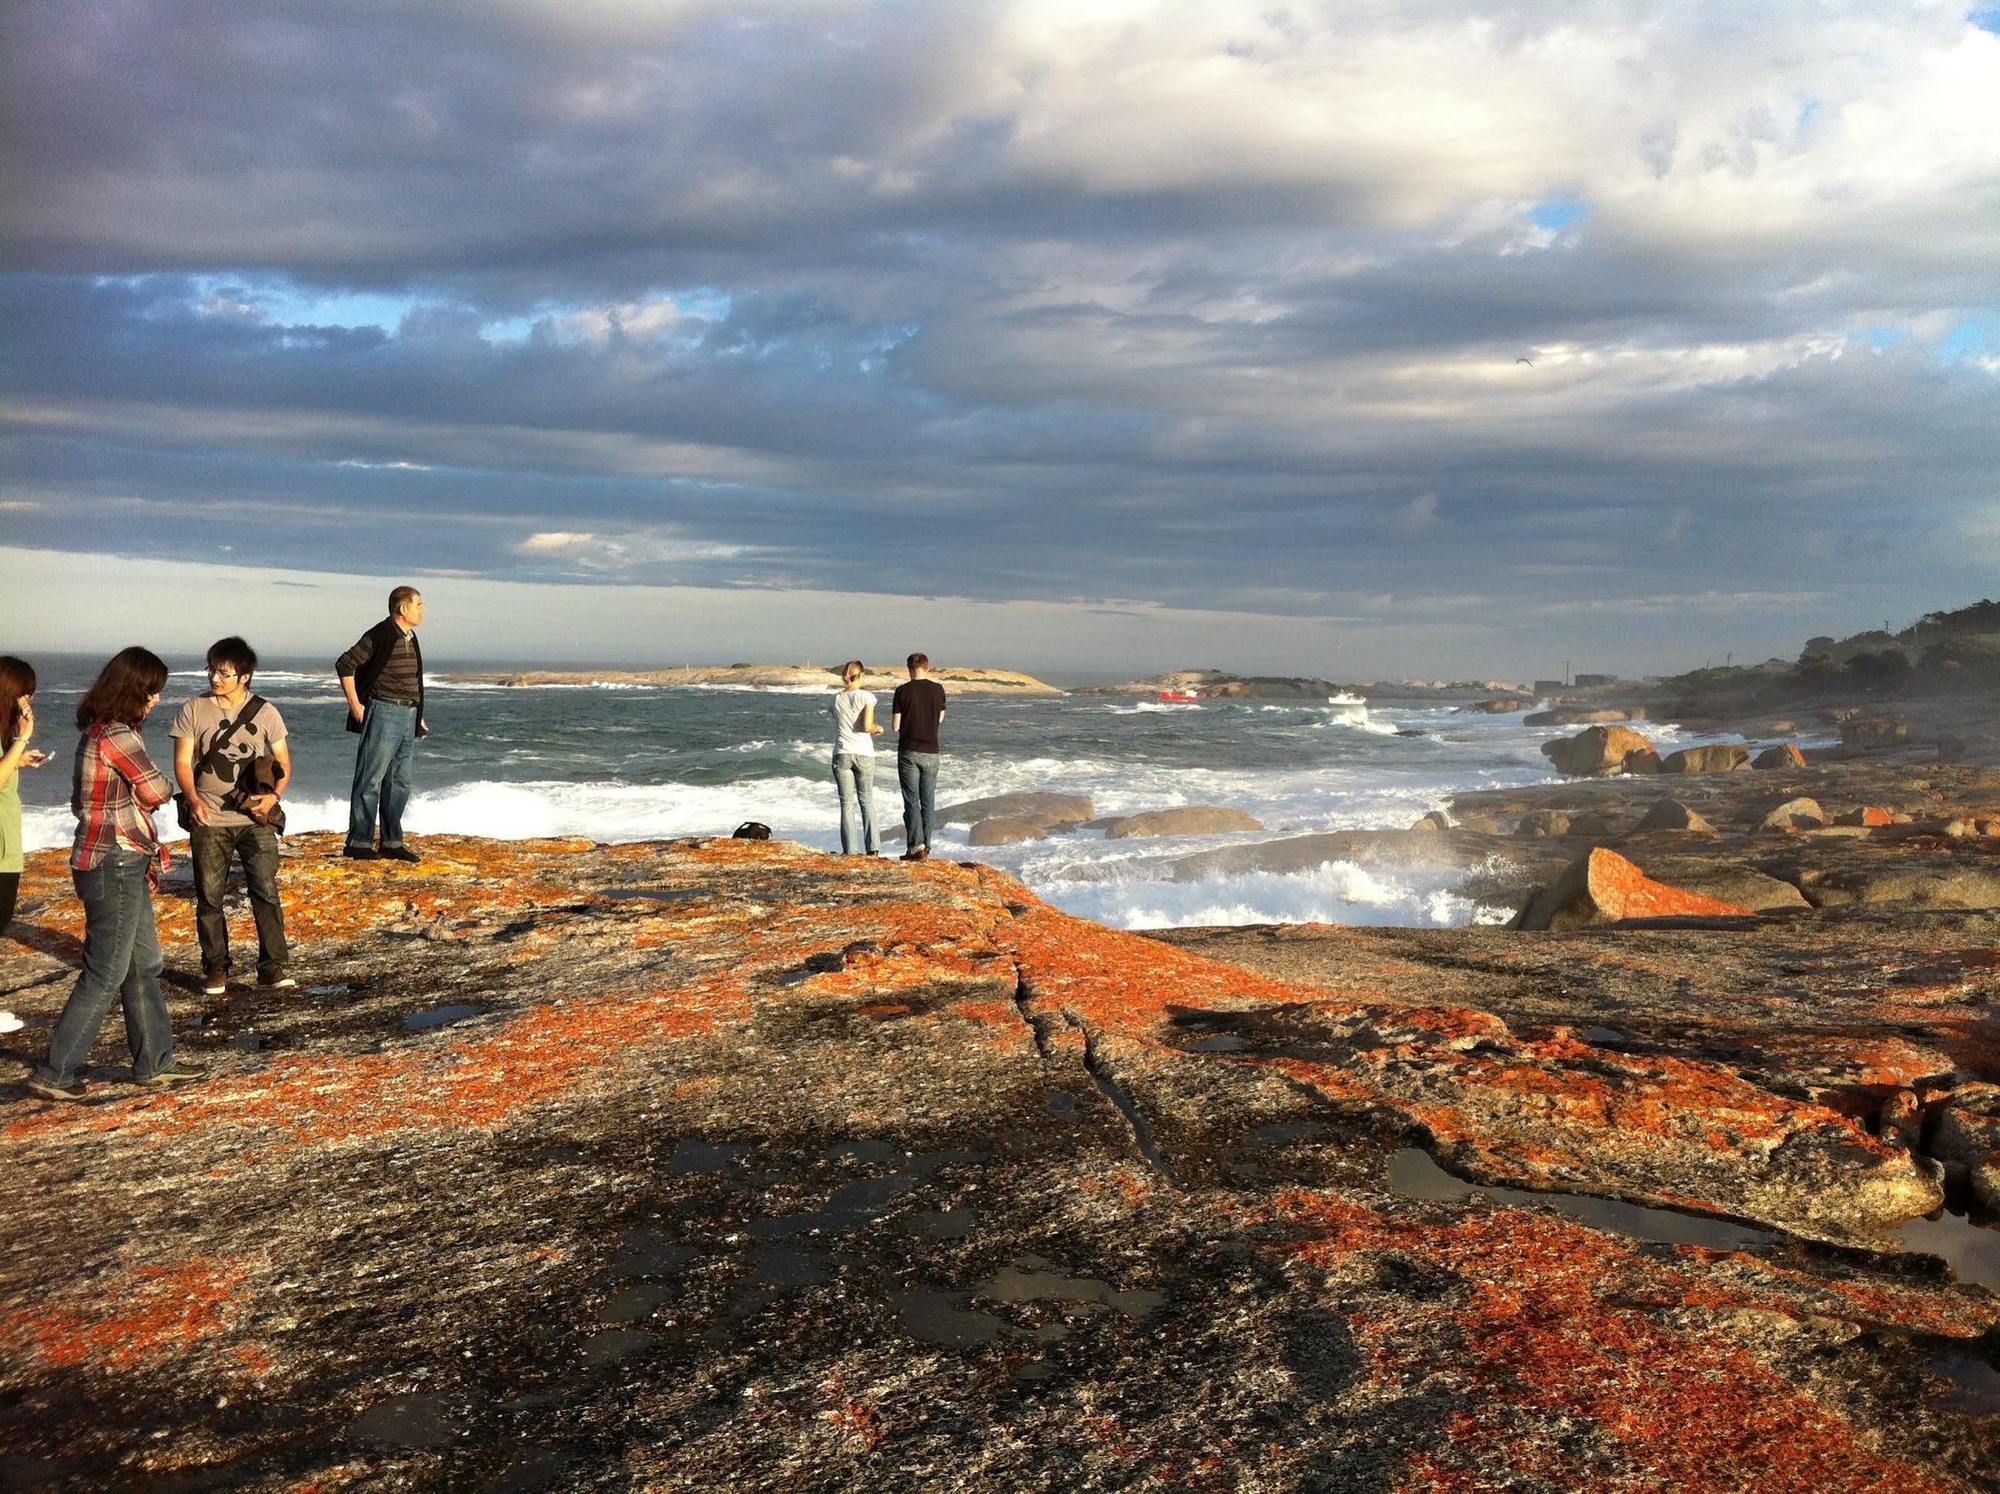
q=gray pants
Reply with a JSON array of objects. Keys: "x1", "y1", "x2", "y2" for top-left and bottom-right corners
[{"x1": 898, "y1": 752, "x2": 939, "y2": 850}]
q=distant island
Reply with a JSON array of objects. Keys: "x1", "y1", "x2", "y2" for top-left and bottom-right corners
[
  {"x1": 1083, "y1": 668, "x2": 1530, "y2": 701},
  {"x1": 442, "y1": 664, "x2": 1064, "y2": 696}
]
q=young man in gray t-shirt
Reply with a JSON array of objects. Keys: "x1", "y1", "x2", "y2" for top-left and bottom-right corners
[{"x1": 170, "y1": 636, "x2": 293, "y2": 994}]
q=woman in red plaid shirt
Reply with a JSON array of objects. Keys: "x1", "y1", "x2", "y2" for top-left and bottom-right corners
[{"x1": 28, "y1": 648, "x2": 207, "y2": 1101}]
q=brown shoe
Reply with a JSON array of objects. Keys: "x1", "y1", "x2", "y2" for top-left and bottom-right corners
[{"x1": 901, "y1": 846, "x2": 928, "y2": 862}]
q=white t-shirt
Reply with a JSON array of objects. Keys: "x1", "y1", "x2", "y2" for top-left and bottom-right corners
[{"x1": 830, "y1": 689, "x2": 876, "y2": 756}]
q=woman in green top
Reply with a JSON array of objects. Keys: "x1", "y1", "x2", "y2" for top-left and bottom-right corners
[{"x1": 1, "y1": 656, "x2": 54, "y2": 1035}]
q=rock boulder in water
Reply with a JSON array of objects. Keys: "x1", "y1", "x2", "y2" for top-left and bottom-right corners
[
  {"x1": 1104, "y1": 806, "x2": 1264, "y2": 839},
  {"x1": 1540, "y1": 725, "x2": 1654, "y2": 778},
  {"x1": 1661, "y1": 744, "x2": 1750, "y2": 775},
  {"x1": 1752, "y1": 743, "x2": 1809, "y2": 770},
  {"x1": 1523, "y1": 706, "x2": 1647, "y2": 726},
  {"x1": 967, "y1": 816, "x2": 1052, "y2": 846},
  {"x1": 1515, "y1": 809, "x2": 1571, "y2": 838}
]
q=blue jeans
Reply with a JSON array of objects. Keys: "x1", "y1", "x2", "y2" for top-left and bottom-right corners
[
  {"x1": 898, "y1": 752, "x2": 939, "y2": 850},
  {"x1": 35, "y1": 848, "x2": 176, "y2": 1087},
  {"x1": 191, "y1": 823, "x2": 289, "y2": 980},
  {"x1": 832, "y1": 753, "x2": 881, "y2": 854},
  {"x1": 347, "y1": 702, "x2": 418, "y2": 850}
]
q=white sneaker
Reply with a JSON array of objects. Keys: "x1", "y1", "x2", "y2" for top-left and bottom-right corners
[{"x1": 0, "y1": 1011, "x2": 23, "y2": 1034}]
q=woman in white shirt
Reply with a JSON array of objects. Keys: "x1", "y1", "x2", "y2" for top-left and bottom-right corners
[{"x1": 829, "y1": 659, "x2": 885, "y2": 854}]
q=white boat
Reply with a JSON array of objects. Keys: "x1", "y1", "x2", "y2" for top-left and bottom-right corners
[{"x1": 1325, "y1": 692, "x2": 1370, "y2": 726}]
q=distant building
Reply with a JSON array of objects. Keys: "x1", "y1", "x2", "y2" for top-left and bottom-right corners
[
  {"x1": 1533, "y1": 679, "x2": 1566, "y2": 696},
  {"x1": 1573, "y1": 673, "x2": 1619, "y2": 688}
]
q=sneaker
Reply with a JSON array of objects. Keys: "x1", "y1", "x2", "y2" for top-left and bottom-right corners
[
  {"x1": 0, "y1": 1011, "x2": 23, "y2": 1035},
  {"x1": 133, "y1": 1063, "x2": 209, "y2": 1088},
  {"x1": 202, "y1": 973, "x2": 228, "y2": 996},
  {"x1": 26, "y1": 1076, "x2": 87, "y2": 1102},
  {"x1": 379, "y1": 846, "x2": 421, "y2": 864},
  {"x1": 342, "y1": 845, "x2": 378, "y2": 860},
  {"x1": 258, "y1": 974, "x2": 298, "y2": 991}
]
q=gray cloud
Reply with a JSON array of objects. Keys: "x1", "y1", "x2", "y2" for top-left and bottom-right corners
[{"x1": 2, "y1": 1, "x2": 1998, "y2": 673}]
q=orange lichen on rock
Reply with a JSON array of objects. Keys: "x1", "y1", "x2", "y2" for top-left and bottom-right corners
[
  {"x1": 1275, "y1": 1190, "x2": 1960, "y2": 1491},
  {"x1": 7, "y1": 975, "x2": 748, "y2": 1149},
  {"x1": 7, "y1": 1260, "x2": 246, "y2": 1370},
  {"x1": 1513, "y1": 847, "x2": 1757, "y2": 931},
  {"x1": 993, "y1": 897, "x2": 1350, "y2": 1035}
]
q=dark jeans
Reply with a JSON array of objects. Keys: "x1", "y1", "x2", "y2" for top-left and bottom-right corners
[
  {"x1": 347, "y1": 701, "x2": 418, "y2": 850},
  {"x1": 35, "y1": 848, "x2": 176, "y2": 1086},
  {"x1": 898, "y1": 752, "x2": 939, "y2": 850},
  {"x1": 0, "y1": 870, "x2": 17, "y2": 936},
  {"x1": 191, "y1": 822, "x2": 289, "y2": 980}
]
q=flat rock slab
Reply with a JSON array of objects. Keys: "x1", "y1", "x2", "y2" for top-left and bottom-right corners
[{"x1": 2, "y1": 833, "x2": 1997, "y2": 1490}]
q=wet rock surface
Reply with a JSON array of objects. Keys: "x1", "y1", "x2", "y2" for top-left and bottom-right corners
[{"x1": 2, "y1": 832, "x2": 1997, "y2": 1490}]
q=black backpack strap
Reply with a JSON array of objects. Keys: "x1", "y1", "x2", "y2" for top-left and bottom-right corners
[{"x1": 192, "y1": 695, "x2": 265, "y2": 781}]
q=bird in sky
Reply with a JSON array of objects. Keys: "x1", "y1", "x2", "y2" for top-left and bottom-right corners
[{"x1": 1515, "y1": 357, "x2": 1534, "y2": 366}]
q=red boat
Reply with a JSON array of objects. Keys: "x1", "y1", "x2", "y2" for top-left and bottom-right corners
[{"x1": 1157, "y1": 690, "x2": 1201, "y2": 705}]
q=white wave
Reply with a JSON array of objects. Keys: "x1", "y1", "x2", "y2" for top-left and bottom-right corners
[{"x1": 1035, "y1": 857, "x2": 1488, "y2": 931}]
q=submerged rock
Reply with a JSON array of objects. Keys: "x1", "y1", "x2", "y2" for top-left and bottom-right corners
[{"x1": 1103, "y1": 806, "x2": 1264, "y2": 838}]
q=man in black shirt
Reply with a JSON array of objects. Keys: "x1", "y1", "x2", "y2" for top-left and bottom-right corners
[
  {"x1": 891, "y1": 652, "x2": 947, "y2": 861},
  {"x1": 336, "y1": 585, "x2": 429, "y2": 863}
]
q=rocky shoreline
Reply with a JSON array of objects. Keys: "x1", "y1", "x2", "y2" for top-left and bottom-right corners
[
  {"x1": 442, "y1": 665, "x2": 1064, "y2": 696},
  {"x1": 2, "y1": 829, "x2": 1996, "y2": 1488}
]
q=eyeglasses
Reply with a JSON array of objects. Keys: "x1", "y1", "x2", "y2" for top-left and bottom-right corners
[{"x1": 208, "y1": 668, "x2": 241, "y2": 681}]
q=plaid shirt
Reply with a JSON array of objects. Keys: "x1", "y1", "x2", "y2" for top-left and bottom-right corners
[{"x1": 71, "y1": 721, "x2": 173, "y2": 874}]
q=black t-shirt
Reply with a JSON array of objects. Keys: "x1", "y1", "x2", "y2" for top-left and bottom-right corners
[{"x1": 892, "y1": 679, "x2": 948, "y2": 754}]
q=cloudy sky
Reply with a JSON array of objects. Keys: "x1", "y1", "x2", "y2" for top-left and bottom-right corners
[{"x1": 4, "y1": 1, "x2": 1998, "y2": 678}]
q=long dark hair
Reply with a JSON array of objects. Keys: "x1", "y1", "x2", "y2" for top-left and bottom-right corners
[
  {"x1": 75, "y1": 647, "x2": 169, "y2": 731},
  {"x1": 0, "y1": 656, "x2": 33, "y2": 748}
]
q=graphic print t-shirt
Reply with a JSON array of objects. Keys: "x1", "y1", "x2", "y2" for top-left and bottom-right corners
[
  {"x1": 170, "y1": 694, "x2": 287, "y2": 826},
  {"x1": 891, "y1": 679, "x2": 947, "y2": 755}
]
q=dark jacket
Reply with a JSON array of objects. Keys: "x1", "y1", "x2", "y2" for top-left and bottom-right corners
[{"x1": 337, "y1": 618, "x2": 427, "y2": 737}]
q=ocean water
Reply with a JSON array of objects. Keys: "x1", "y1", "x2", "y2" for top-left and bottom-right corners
[{"x1": 11, "y1": 655, "x2": 1767, "y2": 929}]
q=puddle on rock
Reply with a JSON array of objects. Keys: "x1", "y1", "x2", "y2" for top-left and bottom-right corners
[
  {"x1": 1186, "y1": 1033, "x2": 1248, "y2": 1053},
  {"x1": 748, "y1": 1246, "x2": 830, "y2": 1287},
  {"x1": 827, "y1": 1139, "x2": 902, "y2": 1165},
  {"x1": 669, "y1": 1139, "x2": 751, "y2": 1174},
  {"x1": 1931, "y1": 1350, "x2": 2000, "y2": 1415},
  {"x1": 581, "y1": 1328, "x2": 659, "y2": 1366},
  {"x1": 226, "y1": 1033, "x2": 265, "y2": 1052},
  {"x1": 891, "y1": 1288, "x2": 1008, "y2": 1348},
  {"x1": 304, "y1": 983, "x2": 350, "y2": 997},
  {"x1": 746, "y1": 1150, "x2": 985, "y2": 1240},
  {"x1": 1387, "y1": 1148, "x2": 1778, "y2": 1252},
  {"x1": 906, "y1": 1206, "x2": 980, "y2": 1241},
  {"x1": 1888, "y1": 1207, "x2": 2000, "y2": 1294},
  {"x1": 346, "y1": 1392, "x2": 453, "y2": 1450},
  {"x1": 604, "y1": 1226, "x2": 701, "y2": 1282},
  {"x1": 404, "y1": 1003, "x2": 488, "y2": 1032},
  {"x1": 981, "y1": 1264, "x2": 1165, "y2": 1318},
  {"x1": 600, "y1": 1284, "x2": 682, "y2": 1323}
]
